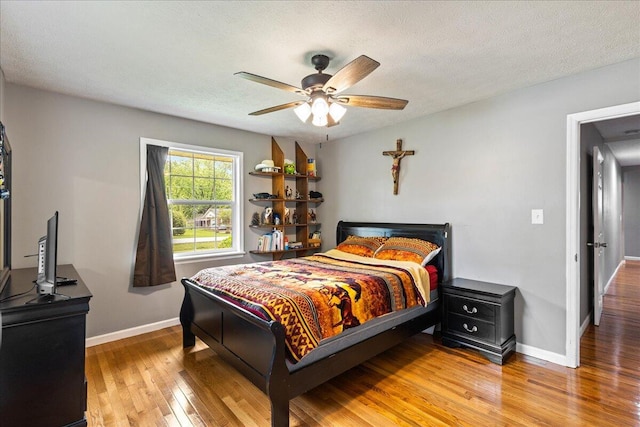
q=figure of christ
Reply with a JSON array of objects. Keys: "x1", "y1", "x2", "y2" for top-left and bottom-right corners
[{"x1": 383, "y1": 139, "x2": 415, "y2": 195}]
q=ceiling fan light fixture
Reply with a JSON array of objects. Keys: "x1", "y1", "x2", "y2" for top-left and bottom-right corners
[
  {"x1": 312, "y1": 113, "x2": 328, "y2": 127},
  {"x1": 311, "y1": 96, "x2": 329, "y2": 118},
  {"x1": 294, "y1": 102, "x2": 312, "y2": 123},
  {"x1": 328, "y1": 102, "x2": 347, "y2": 122}
]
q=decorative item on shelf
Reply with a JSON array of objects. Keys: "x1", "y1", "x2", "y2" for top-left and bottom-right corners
[
  {"x1": 295, "y1": 190, "x2": 302, "y2": 199},
  {"x1": 289, "y1": 241, "x2": 303, "y2": 249},
  {"x1": 251, "y1": 212, "x2": 260, "y2": 226},
  {"x1": 309, "y1": 190, "x2": 323, "y2": 200},
  {"x1": 284, "y1": 236, "x2": 289, "y2": 250},
  {"x1": 273, "y1": 212, "x2": 281, "y2": 225},
  {"x1": 254, "y1": 159, "x2": 281, "y2": 173},
  {"x1": 262, "y1": 207, "x2": 273, "y2": 225},
  {"x1": 284, "y1": 207, "x2": 290, "y2": 225},
  {"x1": 285, "y1": 185, "x2": 293, "y2": 199},
  {"x1": 292, "y1": 209, "x2": 298, "y2": 224},
  {"x1": 308, "y1": 230, "x2": 321, "y2": 248},
  {"x1": 253, "y1": 192, "x2": 279, "y2": 200},
  {"x1": 284, "y1": 159, "x2": 296, "y2": 175},
  {"x1": 272, "y1": 229, "x2": 283, "y2": 250},
  {"x1": 308, "y1": 209, "x2": 317, "y2": 223},
  {"x1": 307, "y1": 158, "x2": 316, "y2": 177}
]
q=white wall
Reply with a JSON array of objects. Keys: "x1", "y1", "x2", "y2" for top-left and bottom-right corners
[
  {"x1": 623, "y1": 166, "x2": 640, "y2": 257},
  {"x1": 5, "y1": 84, "x2": 315, "y2": 337},
  {"x1": 317, "y1": 59, "x2": 640, "y2": 358}
]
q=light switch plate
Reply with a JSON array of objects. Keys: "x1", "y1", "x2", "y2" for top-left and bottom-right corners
[{"x1": 531, "y1": 209, "x2": 544, "y2": 225}]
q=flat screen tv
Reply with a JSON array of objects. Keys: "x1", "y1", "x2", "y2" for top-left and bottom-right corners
[
  {"x1": 0, "y1": 122, "x2": 11, "y2": 299},
  {"x1": 36, "y1": 211, "x2": 58, "y2": 296},
  {"x1": 23, "y1": 210, "x2": 72, "y2": 303}
]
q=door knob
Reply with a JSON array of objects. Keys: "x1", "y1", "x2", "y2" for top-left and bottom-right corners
[{"x1": 587, "y1": 242, "x2": 607, "y2": 248}]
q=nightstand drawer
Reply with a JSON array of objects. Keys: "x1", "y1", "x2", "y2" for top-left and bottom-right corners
[
  {"x1": 446, "y1": 313, "x2": 496, "y2": 342},
  {"x1": 445, "y1": 295, "x2": 495, "y2": 322}
]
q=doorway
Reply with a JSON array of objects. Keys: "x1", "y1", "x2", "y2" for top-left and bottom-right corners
[{"x1": 566, "y1": 101, "x2": 640, "y2": 368}]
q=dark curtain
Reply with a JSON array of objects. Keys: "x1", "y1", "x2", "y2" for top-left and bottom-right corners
[{"x1": 133, "y1": 145, "x2": 176, "y2": 287}]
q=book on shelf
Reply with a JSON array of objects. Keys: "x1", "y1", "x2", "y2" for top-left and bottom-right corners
[{"x1": 257, "y1": 229, "x2": 284, "y2": 252}]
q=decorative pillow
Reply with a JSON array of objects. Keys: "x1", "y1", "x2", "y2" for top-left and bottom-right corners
[
  {"x1": 373, "y1": 237, "x2": 440, "y2": 266},
  {"x1": 336, "y1": 235, "x2": 387, "y2": 257}
]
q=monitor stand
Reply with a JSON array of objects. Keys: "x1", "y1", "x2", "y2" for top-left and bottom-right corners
[{"x1": 25, "y1": 293, "x2": 71, "y2": 304}]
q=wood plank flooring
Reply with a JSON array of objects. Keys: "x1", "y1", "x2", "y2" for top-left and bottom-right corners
[{"x1": 86, "y1": 261, "x2": 640, "y2": 426}]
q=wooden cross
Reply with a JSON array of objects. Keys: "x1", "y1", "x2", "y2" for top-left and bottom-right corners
[{"x1": 383, "y1": 139, "x2": 415, "y2": 195}]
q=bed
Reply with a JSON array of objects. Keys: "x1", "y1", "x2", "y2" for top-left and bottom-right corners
[{"x1": 180, "y1": 221, "x2": 451, "y2": 427}]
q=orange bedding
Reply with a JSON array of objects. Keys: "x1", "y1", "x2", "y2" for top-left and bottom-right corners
[{"x1": 189, "y1": 249, "x2": 431, "y2": 362}]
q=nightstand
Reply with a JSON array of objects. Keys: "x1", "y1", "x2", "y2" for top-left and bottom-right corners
[{"x1": 441, "y1": 278, "x2": 516, "y2": 364}]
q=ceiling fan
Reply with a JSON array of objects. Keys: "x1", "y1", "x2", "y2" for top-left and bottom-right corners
[{"x1": 235, "y1": 54, "x2": 408, "y2": 127}]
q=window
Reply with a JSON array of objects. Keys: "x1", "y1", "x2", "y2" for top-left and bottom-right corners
[{"x1": 140, "y1": 138, "x2": 244, "y2": 261}]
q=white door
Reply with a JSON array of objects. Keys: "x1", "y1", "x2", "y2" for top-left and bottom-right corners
[{"x1": 591, "y1": 147, "x2": 606, "y2": 326}]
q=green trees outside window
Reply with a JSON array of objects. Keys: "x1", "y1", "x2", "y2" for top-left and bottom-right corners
[{"x1": 165, "y1": 149, "x2": 235, "y2": 254}]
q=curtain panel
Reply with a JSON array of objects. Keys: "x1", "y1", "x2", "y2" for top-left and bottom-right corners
[{"x1": 133, "y1": 145, "x2": 176, "y2": 287}]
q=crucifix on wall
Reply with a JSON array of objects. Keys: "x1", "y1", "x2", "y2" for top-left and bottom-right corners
[{"x1": 383, "y1": 139, "x2": 415, "y2": 195}]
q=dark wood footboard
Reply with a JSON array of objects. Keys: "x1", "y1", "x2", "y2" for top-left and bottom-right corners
[{"x1": 181, "y1": 278, "x2": 291, "y2": 425}]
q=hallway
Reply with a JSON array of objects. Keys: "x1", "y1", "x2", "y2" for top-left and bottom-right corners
[{"x1": 580, "y1": 260, "x2": 640, "y2": 399}]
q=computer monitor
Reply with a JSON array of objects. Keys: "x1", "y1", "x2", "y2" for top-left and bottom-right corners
[{"x1": 36, "y1": 211, "x2": 58, "y2": 296}]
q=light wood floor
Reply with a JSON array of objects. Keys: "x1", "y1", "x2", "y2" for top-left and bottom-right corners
[{"x1": 86, "y1": 261, "x2": 640, "y2": 426}]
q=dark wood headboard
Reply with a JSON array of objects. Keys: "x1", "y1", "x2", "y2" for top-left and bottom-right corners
[{"x1": 336, "y1": 221, "x2": 451, "y2": 284}]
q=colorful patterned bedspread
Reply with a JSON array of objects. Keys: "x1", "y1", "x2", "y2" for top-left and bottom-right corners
[{"x1": 190, "y1": 249, "x2": 431, "y2": 362}]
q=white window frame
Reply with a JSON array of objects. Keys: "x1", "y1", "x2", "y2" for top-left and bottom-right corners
[{"x1": 140, "y1": 137, "x2": 244, "y2": 263}]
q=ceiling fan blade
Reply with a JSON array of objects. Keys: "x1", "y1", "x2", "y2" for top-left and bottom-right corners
[
  {"x1": 336, "y1": 95, "x2": 408, "y2": 110},
  {"x1": 249, "y1": 101, "x2": 305, "y2": 116},
  {"x1": 322, "y1": 55, "x2": 380, "y2": 95},
  {"x1": 326, "y1": 114, "x2": 340, "y2": 127},
  {"x1": 235, "y1": 72, "x2": 307, "y2": 96}
]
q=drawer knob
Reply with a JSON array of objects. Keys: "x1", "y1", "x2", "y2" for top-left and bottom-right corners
[
  {"x1": 463, "y1": 323, "x2": 478, "y2": 333},
  {"x1": 462, "y1": 304, "x2": 478, "y2": 314}
]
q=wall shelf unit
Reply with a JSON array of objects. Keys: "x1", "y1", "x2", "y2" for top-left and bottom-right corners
[{"x1": 249, "y1": 138, "x2": 321, "y2": 260}]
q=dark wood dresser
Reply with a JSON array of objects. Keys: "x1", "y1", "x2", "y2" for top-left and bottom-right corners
[
  {"x1": 0, "y1": 265, "x2": 92, "y2": 427},
  {"x1": 441, "y1": 278, "x2": 516, "y2": 364}
]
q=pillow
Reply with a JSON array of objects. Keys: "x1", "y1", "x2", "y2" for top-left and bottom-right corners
[
  {"x1": 336, "y1": 235, "x2": 387, "y2": 258},
  {"x1": 373, "y1": 237, "x2": 440, "y2": 266}
]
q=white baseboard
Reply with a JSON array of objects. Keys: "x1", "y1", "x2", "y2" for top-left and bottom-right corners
[
  {"x1": 86, "y1": 317, "x2": 181, "y2": 348},
  {"x1": 579, "y1": 314, "x2": 591, "y2": 337},
  {"x1": 516, "y1": 342, "x2": 567, "y2": 367},
  {"x1": 604, "y1": 260, "x2": 625, "y2": 294},
  {"x1": 625, "y1": 256, "x2": 640, "y2": 261}
]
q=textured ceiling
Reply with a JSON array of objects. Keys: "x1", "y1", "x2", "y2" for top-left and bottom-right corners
[{"x1": 1, "y1": 1, "x2": 639, "y2": 143}]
